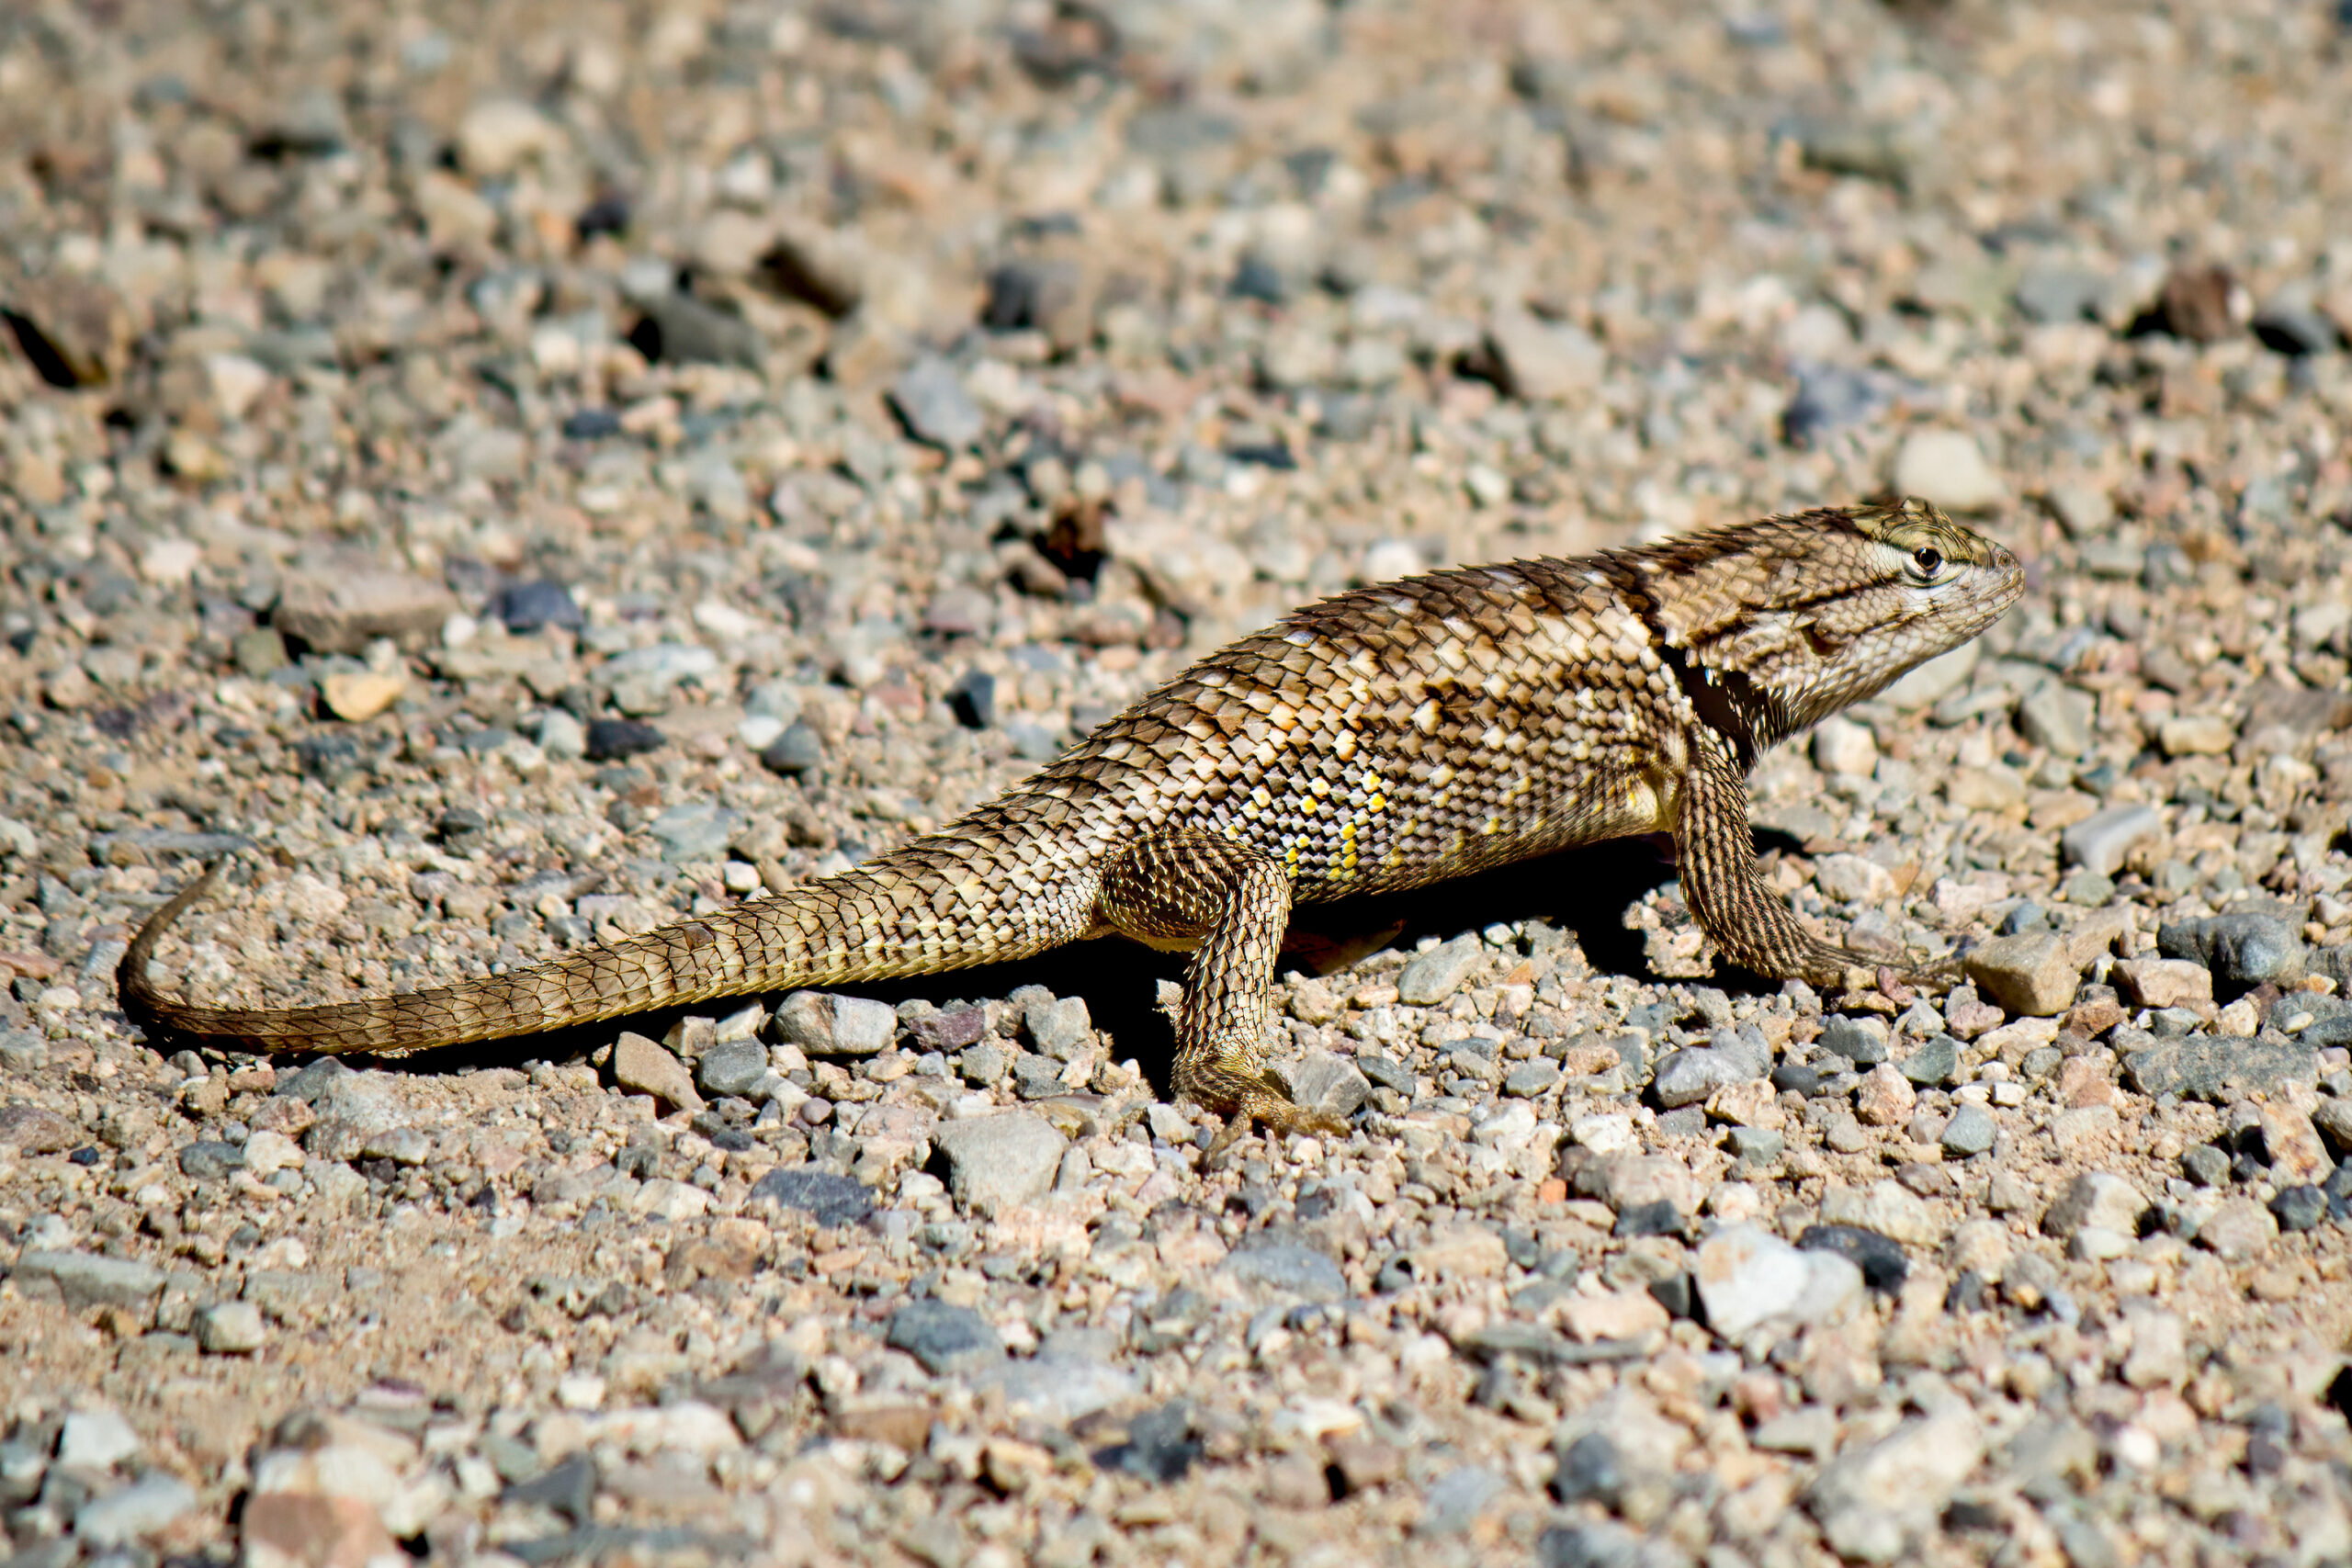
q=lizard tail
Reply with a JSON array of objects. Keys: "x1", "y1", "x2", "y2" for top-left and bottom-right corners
[{"x1": 119, "y1": 829, "x2": 1093, "y2": 1056}]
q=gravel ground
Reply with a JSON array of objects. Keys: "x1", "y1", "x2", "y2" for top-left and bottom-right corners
[{"x1": 6, "y1": 1, "x2": 2352, "y2": 1565}]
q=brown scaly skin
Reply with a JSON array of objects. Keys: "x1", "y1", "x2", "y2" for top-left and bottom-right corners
[{"x1": 122, "y1": 500, "x2": 2024, "y2": 1139}]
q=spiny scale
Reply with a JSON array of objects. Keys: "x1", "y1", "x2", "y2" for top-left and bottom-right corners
[{"x1": 121, "y1": 500, "x2": 2024, "y2": 1138}]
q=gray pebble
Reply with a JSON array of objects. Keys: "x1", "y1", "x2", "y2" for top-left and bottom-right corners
[
  {"x1": 888, "y1": 356, "x2": 986, "y2": 449},
  {"x1": 932, "y1": 1111, "x2": 1066, "y2": 1215},
  {"x1": 74, "y1": 1475, "x2": 197, "y2": 1547},
  {"x1": 1396, "y1": 935, "x2": 1483, "y2": 1006},
  {"x1": 196, "y1": 1300, "x2": 267, "y2": 1354},
  {"x1": 695, "y1": 1038, "x2": 768, "y2": 1098},
  {"x1": 887, "y1": 1298, "x2": 1005, "y2": 1376},
  {"x1": 1940, "y1": 1105, "x2": 1997, "y2": 1157}
]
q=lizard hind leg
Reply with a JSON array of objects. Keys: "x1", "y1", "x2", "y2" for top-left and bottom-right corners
[{"x1": 1095, "y1": 831, "x2": 1350, "y2": 1146}]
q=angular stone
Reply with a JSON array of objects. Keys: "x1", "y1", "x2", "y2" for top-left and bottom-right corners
[
  {"x1": 320, "y1": 671, "x2": 406, "y2": 723},
  {"x1": 888, "y1": 356, "x2": 986, "y2": 449},
  {"x1": 1396, "y1": 935, "x2": 1484, "y2": 1005},
  {"x1": 1898, "y1": 1034, "x2": 1960, "y2": 1088},
  {"x1": 775, "y1": 990, "x2": 899, "y2": 1055},
  {"x1": 1817, "y1": 1179, "x2": 1940, "y2": 1246},
  {"x1": 2256, "y1": 1105, "x2": 2333, "y2": 1185},
  {"x1": 2110, "y1": 958, "x2": 2211, "y2": 1010},
  {"x1": 1963, "y1": 932, "x2": 2078, "y2": 1017},
  {"x1": 1655, "y1": 1046, "x2": 1757, "y2": 1108},
  {"x1": 1818, "y1": 1014, "x2": 1890, "y2": 1066},
  {"x1": 59, "y1": 1409, "x2": 143, "y2": 1469},
  {"x1": 932, "y1": 1112, "x2": 1066, "y2": 1216},
  {"x1": 274, "y1": 569, "x2": 455, "y2": 654},
  {"x1": 695, "y1": 1038, "x2": 768, "y2": 1098},
  {"x1": 242, "y1": 1490, "x2": 403, "y2": 1568},
  {"x1": 2158, "y1": 713, "x2": 2237, "y2": 757},
  {"x1": 1854, "y1": 1064, "x2": 1917, "y2": 1127},
  {"x1": 1284, "y1": 1051, "x2": 1371, "y2": 1120},
  {"x1": 1807, "y1": 1410, "x2": 1984, "y2": 1563},
  {"x1": 197, "y1": 1300, "x2": 267, "y2": 1354},
  {"x1": 611, "y1": 1033, "x2": 703, "y2": 1112},
  {"x1": 2194, "y1": 1197, "x2": 2278, "y2": 1260},
  {"x1": 75, "y1": 1474, "x2": 198, "y2": 1547},
  {"x1": 2061, "y1": 806, "x2": 2163, "y2": 878},
  {"x1": 1694, "y1": 1224, "x2": 1864, "y2": 1343},
  {"x1": 2162, "y1": 912, "x2": 2306, "y2": 996},
  {"x1": 1940, "y1": 1105, "x2": 1997, "y2": 1156},
  {"x1": 748, "y1": 1167, "x2": 873, "y2": 1228},
  {"x1": 0, "y1": 1100, "x2": 79, "y2": 1154},
  {"x1": 886, "y1": 1298, "x2": 1005, "y2": 1376},
  {"x1": 1220, "y1": 1238, "x2": 1346, "y2": 1301},
  {"x1": 1023, "y1": 994, "x2": 1091, "y2": 1058},
  {"x1": 1481, "y1": 309, "x2": 1605, "y2": 400},
  {"x1": 2121, "y1": 1036, "x2": 2316, "y2": 1101},
  {"x1": 2041, "y1": 1171, "x2": 2144, "y2": 1239},
  {"x1": 2017, "y1": 684, "x2": 2096, "y2": 759}
]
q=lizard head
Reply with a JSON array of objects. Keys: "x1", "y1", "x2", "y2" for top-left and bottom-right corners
[{"x1": 1627, "y1": 496, "x2": 2026, "y2": 751}]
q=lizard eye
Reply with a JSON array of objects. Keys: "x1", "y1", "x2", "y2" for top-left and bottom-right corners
[{"x1": 1910, "y1": 546, "x2": 1944, "y2": 579}]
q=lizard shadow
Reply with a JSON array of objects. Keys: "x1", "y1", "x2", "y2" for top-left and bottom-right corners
[{"x1": 265, "y1": 829, "x2": 1807, "y2": 1101}]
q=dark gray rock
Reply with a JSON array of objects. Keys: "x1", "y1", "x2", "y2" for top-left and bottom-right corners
[
  {"x1": 695, "y1": 1039, "x2": 767, "y2": 1098},
  {"x1": 2159, "y1": 911, "x2": 2306, "y2": 997},
  {"x1": 1798, "y1": 1224, "x2": 1908, "y2": 1292},
  {"x1": 1093, "y1": 1401, "x2": 1200, "y2": 1483},
  {"x1": 2181, "y1": 1144, "x2": 2231, "y2": 1187},
  {"x1": 1817, "y1": 1015, "x2": 1889, "y2": 1066},
  {"x1": 2272, "y1": 1186, "x2": 2329, "y2": 1233},
  {"x1": 747, "y1": 1168, "x2": 873, "y2": 1228},
  {"x1": 1899, "y1": 1034, "x2": 1961, "y2": 1088},
  {"x1": 494, "y1": 581, "x2": 582, "y2": 634},
  {"x1": 2122, "y1": 1037, "x2": 2317, "y2": 1101},
  {"x1": 887, "y1": 1298, "x2": 1005, "y2": 1376},
  {"x1": 178, "y1": 1140, "x2": 244, "y2": 1180},
  {"x1": 759, "y1": 721, "x2": 825, "y2": 775},
  {"x1": 585, "y1": 717, "x2": 664, "y2": 761},
  {"x1": 1012, "y1": 1055, "x2": 1068, "y2": 1099}
]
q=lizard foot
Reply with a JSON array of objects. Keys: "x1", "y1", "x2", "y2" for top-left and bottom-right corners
[{"x1": 1187, "y1": 1065, "x2": 1350, "y2": 1160}]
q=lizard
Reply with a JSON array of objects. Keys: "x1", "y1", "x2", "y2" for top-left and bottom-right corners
[{"x1": 120, "y1": 499, "x2": 2024, "y2": 1141}]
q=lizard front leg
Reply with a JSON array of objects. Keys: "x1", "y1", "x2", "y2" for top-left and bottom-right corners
[
  {"x1": 1675, "y1": 728, "x2": 1948, "y2": 990},
  {"x1": 1095, "y1": 830, "x2": 1348, "y2": 1145}
]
